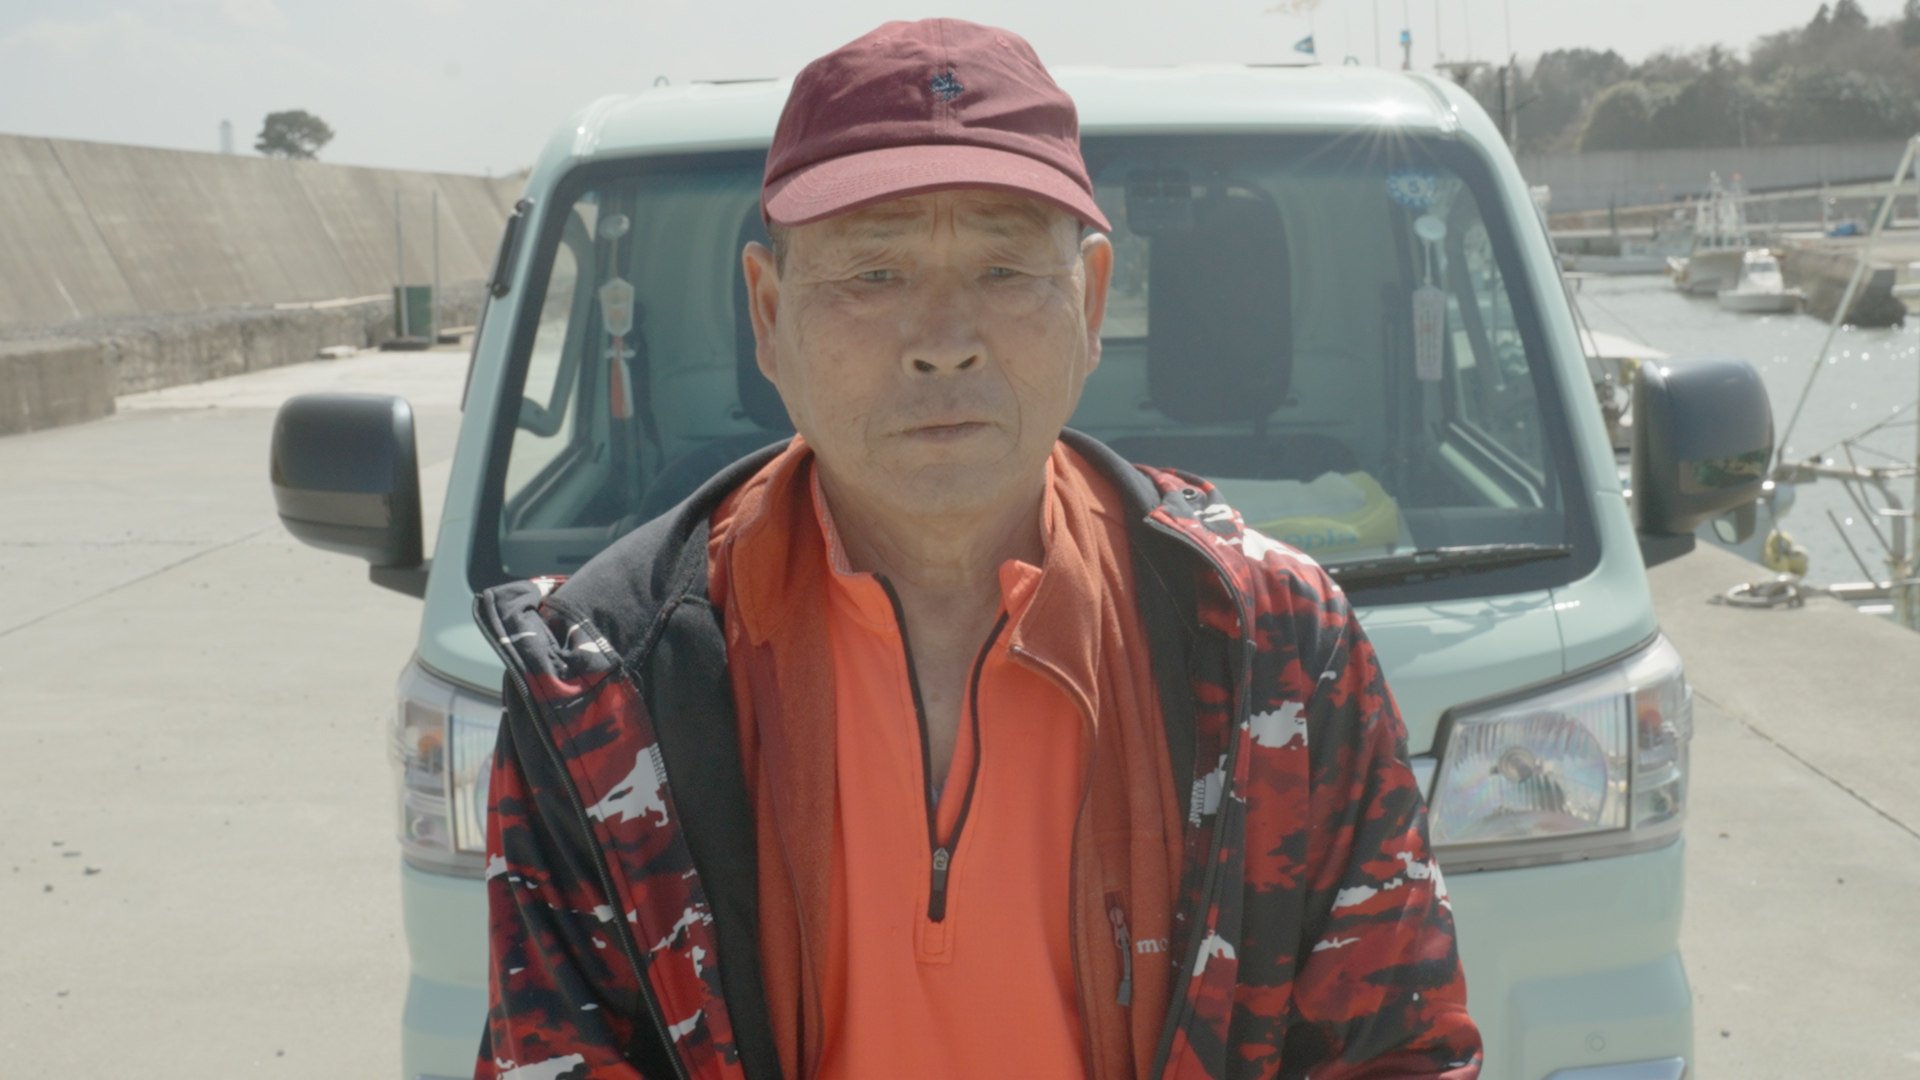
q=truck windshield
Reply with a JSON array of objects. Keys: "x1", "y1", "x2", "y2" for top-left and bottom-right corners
[{"x1": 476, "y1": 134, "x2": 1594, "y2": 604}]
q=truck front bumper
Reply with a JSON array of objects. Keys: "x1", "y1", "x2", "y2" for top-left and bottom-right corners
[
  {"x1": 1446, "y1": 840, "x2": 1693, "y2": 1080},
  {"x1": 395, "y1": 837, "x2": 1694, "y2": 1080},
  {"x1": 399, "y1": 860, "x2": 488, "y2": 1080}
]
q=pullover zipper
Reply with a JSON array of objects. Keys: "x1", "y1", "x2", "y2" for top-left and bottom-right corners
[
  {"x1": 998, "y1": 630, "x2": 1102, "y2": 1073},
  {"x1": 481, "y1": 598, "x2": 689, "y2": 1080},
  {"x1": 878, "y1": 578, "x2": 1008, "y2": 924}
]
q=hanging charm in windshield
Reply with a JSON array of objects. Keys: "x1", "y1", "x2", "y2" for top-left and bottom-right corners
[{"x1": 1412, "y1": 213, "x2": 1447, "y2": 384}]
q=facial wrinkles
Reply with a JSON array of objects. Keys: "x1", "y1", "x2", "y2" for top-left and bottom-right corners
[
  {"x1": 803, "y1": 193, "x2": 1073, "y2": 273},
  {"x1": 787, "y1": 237, "x2": 1081, "y2": 364},
  {"x1": 772, "y1": 194, "x2": 1089, "y2": 469}
]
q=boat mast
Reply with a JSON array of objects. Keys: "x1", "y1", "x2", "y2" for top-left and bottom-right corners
[{"x1": 1904, "y1": 346, "x2": 1920, "y2": 630}]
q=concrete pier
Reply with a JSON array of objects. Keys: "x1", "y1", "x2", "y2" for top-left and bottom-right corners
[{"x1": 1778, "y1": 231, "x2": 1920, "y2": 326}]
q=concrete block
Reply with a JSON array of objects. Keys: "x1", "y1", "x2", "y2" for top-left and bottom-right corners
[
  {"x1": 60, "y1": 281, "x2": 489, "y2": 401},
  {"x1": 0, "y1": 338, "x2": 114, "y2": 434}
]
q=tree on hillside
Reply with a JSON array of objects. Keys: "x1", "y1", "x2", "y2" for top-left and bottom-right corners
[
  {"x1": 1580, "y1": 82, "x2": 1657, "y2": 151},
  {"x1": 1769, "y1": 67, "x2": 1915, "y2": 140},
  {"x1": 1629, "y1": 48, "x2": 1707, "y2": 87},
  {"x1": 1644, "y1": 52, "x2": 1762, "y2": 148},
  {"x1": 1753, "y1": 0, "x2": 1904, "y2": 77},
  {"x1": 255, "y1": 110, "x2": 334, "y2": 160},
  {"x1": 1512, "y1": 48, "x2": 1631, "y2": 151},
  {"x1": 1485, "y1": 0, "x2": 1920, "y2": 152}
]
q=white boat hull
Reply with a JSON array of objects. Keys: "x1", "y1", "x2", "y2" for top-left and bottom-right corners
[
  {"x1": 1671, "y1": 249, "x2": 1744, "y2": 294},
  {"x1": 1564, "y1": 253, "x2": 1672, "y2": 275},
  {"x1": 1717, "y1": 288, "x2": 1802, "y2": 314}
]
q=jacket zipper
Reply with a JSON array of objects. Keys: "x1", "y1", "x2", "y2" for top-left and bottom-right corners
[
  {"x1": 879, "y1": 578, "x2": 1006, "y2": 924},
  {"x1": 483, "y1": 600, "x2": 690, "y2": 1080},
  {"x1": 1107, "y1": 892, "x2": 1134, "y2": 1008},
  {"x1": 1138, "y1": 516, "x2": 1255, "y2": 1080}
]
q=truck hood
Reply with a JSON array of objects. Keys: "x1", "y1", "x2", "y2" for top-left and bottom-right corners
[{"x1": 1355, "y1": 590, "x2": 1565, "y2": 755}]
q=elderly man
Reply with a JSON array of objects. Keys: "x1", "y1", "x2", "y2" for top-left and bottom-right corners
[{"x1": 475, "y1": 18, "x2": 1480, "y2": 1080}]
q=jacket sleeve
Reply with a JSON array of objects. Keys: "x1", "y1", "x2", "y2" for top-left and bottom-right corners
[
  {"x1": 475, "y1": 697, "x2": 660, "y2": 1080},
  {"x1": 1281, "y1": 590, "x2": 1482, "y2": 1079}
]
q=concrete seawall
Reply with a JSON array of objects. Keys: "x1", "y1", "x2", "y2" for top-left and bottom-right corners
[
  {"x1": 0, "y1": 134, "x2": 519, "y2": 327},
  {"x1": 1521, "y1": 139, "x2": 1909, "y2": 215},
  {"x1": 0, "y1": 134, "x2": 520, "y2": 434}
]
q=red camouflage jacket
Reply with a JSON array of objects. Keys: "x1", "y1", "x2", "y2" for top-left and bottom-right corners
[{"x1": 472, "y1": 434, "x2": 1481, "y2": 1080}]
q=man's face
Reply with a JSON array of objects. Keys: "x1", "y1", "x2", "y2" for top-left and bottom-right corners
[{"x1": 742, "y1": 190, "x2": 1113, "y2": 522}]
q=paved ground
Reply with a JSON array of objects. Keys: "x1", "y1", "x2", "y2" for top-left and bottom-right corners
[
  {"x1": 1652, "y1": 546, "x2": 1920, "y2": 1077},
  {"x1": 1, "y1": 346, "x2": 1917, "y2": 1077},
  {"x1": 0, "y1": 347, "x2": 465, "y2": 1078}
]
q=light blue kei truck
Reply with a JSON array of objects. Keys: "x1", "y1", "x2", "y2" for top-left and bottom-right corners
[{"x1": 270, "y1": 65, "x2": 1772, "y2": 1080}]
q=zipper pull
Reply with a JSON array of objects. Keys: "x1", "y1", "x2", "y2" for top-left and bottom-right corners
[
  {"x1": 1107, "y1": 893, "x2": 1133, "y2": 1008},
  {"x1": 929, "y1": 847, "x2": 952, "y2": 922}
]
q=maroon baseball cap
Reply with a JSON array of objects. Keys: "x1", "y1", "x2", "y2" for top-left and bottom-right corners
[{"x1": 762, "y1": 19, "x2": 1110, "y2": 233}]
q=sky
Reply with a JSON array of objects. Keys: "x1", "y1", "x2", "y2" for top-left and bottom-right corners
[{"x1": 0, "y1": 0, "x2": 1907, "y2": 176}]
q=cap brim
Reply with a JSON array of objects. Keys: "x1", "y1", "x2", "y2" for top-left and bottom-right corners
[{"x1": 764, "y1": 143, "x2": 1110, "y2": 233}]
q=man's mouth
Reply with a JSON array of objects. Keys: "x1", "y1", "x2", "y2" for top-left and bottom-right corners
[{"x1": 903, "y1": 419, "x2": 990, "y2": 440}]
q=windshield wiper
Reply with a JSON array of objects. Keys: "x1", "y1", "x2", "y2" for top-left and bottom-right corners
[{"x1": 1326, "y1": 543, "x2": 1574, "y2": 590}]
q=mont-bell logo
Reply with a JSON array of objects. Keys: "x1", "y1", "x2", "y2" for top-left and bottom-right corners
[{"x1": 930, "y1": 70, "x2": 965, "y2": 101}]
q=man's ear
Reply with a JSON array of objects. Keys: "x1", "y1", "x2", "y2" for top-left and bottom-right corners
[
  {"x1": 1079, "y1": 233, "x2": 1114, "y2": 370},
  {"x1": 741, "y1": 241, "x2": 781, "y2": 384}
]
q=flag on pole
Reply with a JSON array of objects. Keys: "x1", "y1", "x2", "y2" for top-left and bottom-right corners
[{"x1": 1294, "y1": 34, "x2": 1316, "y2": 55}]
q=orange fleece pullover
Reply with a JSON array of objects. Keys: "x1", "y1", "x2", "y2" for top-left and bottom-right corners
[{"x1": 707, "y1": 438, "x2": 1181, "y2": 1079}]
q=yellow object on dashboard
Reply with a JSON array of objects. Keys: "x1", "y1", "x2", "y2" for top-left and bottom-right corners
[{"x1": 1244, "y1": 472, "x2": 1402, "y2": 558}]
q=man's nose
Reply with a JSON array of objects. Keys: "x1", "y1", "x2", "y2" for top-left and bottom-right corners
[{"x1": 900, "y1": 282, "x2": 987, "y2": 375}]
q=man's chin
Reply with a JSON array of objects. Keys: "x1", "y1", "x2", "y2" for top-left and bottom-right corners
[{"x1": 880, "y1": 457, "x2": 1044, "y2": 520}]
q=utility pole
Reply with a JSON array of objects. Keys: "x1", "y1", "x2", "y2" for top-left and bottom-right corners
[
  {"x1": 1403, "y1": 0, "x2": 1413, "y2": 68},
  {"x1": 1506, "y1": 55, "x2": 1519, "y2": 145},
  {"x1": 1907, "y1": 354, "x2": 1920, "y2": 631},
  {"x1": 1497, "y1": 63, "x2": 1509, "y2": 143}
]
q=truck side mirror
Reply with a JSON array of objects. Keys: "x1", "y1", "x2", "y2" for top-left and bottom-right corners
[
  {"x1": 1631, "y1": 357, "x2": 1773, "y2": 568},
  {"x1": 270, "y1": 393, "x2": 427, "y2": 596}
]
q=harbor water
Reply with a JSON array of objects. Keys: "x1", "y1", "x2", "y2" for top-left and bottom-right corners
[{"x1": 1572, "y1": 275, "x2": 1920, "y2": 588}]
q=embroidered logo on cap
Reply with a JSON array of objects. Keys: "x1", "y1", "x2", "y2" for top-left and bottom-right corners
[{"x1": 930, "y1": 70, "x2": 964, "y2": 101}]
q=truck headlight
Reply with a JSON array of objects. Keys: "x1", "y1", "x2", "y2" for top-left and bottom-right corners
[
  {"x1": 1426, "y1": 636, "x2": 1690, "y2": 872},
  {"x1": 393, "y1": 660, "x2": 501, "y2": 877}
]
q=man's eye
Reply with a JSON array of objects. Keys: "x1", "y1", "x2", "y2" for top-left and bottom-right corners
[
  {"x1": 855, "y1": 269, "x2": 897, "y2": 283},
  {"x1": 985, "y1": 266, "x2": 1023, "y2": 279}
]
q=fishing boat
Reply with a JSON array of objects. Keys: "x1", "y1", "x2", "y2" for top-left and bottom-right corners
[
  {"x1": 1668, "y1": 173, "x2": 1753, "y2": 295},
  {"x1": 1563, "y1": 232, "x2": 1693, "y2": 275},
  {"x1": 1716, "y1": 249, "x2": 1804, "y2": 314}
]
